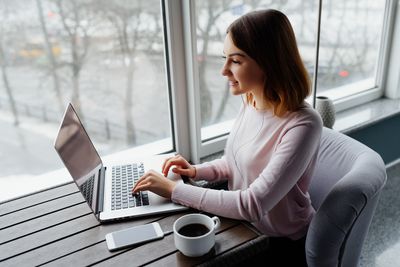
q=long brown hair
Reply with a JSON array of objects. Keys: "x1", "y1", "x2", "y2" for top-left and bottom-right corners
[{"x1": 227, "y1": 9, "x2": 310, "y2": 116}]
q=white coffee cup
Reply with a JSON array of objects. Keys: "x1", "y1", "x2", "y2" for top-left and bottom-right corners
[{"x1": 173, "y1": 213, "x2": 220, "y2": 257}]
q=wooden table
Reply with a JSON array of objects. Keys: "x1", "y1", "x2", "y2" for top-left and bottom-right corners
[{"x1": 0, "y1": 182, "x2": 269, "y2": 266}]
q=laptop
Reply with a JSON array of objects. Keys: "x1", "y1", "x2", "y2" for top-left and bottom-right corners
[{"x1": 54, "y1": 103, "x2": 188, "y2": 222}]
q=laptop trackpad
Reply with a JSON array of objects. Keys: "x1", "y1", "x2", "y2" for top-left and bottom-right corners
[{"x1": 148, "y1": 191, "x2": 170, "y2": 205}]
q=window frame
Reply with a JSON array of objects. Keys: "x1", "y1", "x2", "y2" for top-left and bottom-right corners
[
  {"x1": 330, "y1": 0, "x2": 397, "y2": 112},
  {"x1": 1, "y1": 0, "x2": 399, "y2": 200},
  {"x1": 383, "y1": 0, "x2": 400, "y2": 99},
  {"x1": 165, "y1": 0, "x2": 397, "y2": 163}
]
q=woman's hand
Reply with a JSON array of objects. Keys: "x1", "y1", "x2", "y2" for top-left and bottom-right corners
[
  {"x1": 132, "y1": 170, "x2": 176, "y2": 199},
  {"x1": 162, "y1": 154, "x2": 196, "y2": 178}
]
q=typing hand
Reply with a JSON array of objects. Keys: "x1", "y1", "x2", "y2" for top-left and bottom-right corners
[
  {"x1": 161, "y1": 154, "x2": 196, "y2": 178},
  {"x1": 132, "y1": 170, "x2": 176, "y2": 199}
]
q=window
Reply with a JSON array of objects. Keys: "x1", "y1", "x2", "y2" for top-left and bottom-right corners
[
  {"x1": 193, "y1": 0, "x2": 319, "y2": 156},
  {"x1": 0, "y1": 0, "x2": 172, "y2": 200},
  {"x1": 316, "y1": 0, "x2": 387, "y2": 103},
  {"x1": 0, "y1": 0, "x2": 396, "y2": 200},
  {"x1": 190, "y1": 0, "x2": 392, "y2": 158}
]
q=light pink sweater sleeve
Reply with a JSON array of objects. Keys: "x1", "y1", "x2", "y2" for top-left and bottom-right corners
[
  {"x1": 192, "y1": 155, "x2": 232, "y2": 183},
  {"x1": 171, "y1": 120, "x2": 321, "y2": 223}
]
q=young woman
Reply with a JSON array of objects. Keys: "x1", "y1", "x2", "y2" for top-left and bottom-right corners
[{"x1": 133, "y1": 9, "x2": 322, "y2": 265}]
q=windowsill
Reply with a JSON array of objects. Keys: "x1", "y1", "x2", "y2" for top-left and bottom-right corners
[
  {"x1": 199, "y1": 91, "x2": 397, "y2": 140},
  {"x1": 0, "y1": 139, "x2": 173, "y2": 203},
  {"x1": 319, "y1": 78, "x2": 376, "y2": 102},
  {"x1": 200, "y1": 97, "x2": 400, "y2": 163},
  {"x1": 333, "y1": 97, "x2": 400, "y2": 134},
  {"x1": 3, "y1": 97, "x2": 400, "y2": 203}
]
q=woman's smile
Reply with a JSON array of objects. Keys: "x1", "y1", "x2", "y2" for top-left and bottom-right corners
[{"x1": 221, "y1": 33, "x2": 265, "y2": 102}]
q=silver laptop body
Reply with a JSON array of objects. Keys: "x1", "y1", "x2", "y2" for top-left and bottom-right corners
[{"x1": 54, "y1": 103, "x2": 187, "y2": 222}]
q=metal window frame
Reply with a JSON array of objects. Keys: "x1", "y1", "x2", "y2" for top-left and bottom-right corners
[
  {"x1": 321, "y1": 0, "x2": 396, "y2": 113},
  {"x1": 164, "y1": 0, "x2": 397, "y2": 163}
]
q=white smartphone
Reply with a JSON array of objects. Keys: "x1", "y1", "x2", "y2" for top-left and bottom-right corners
[{"x1": 105, "y1": 222, "x2": 164, "y2": 251}]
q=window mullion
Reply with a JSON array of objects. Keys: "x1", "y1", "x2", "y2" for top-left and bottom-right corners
[
  {"x1": 164, "y1": 0, "x2": 202, "y2": 163},
  {"x1": 312, "y1": 0, "x2": 323, "y2": 108},
  {"x1": 163, "y1": 0, "x2": 191, "y2": 160},
  {"x1": 181, "y1": 0, "x2": 202, "y2": 163},
  {"x1": 384, "y1": 0, "x2": 400, "y2": 98}
]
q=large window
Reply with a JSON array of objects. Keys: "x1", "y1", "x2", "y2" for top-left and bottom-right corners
[
  {"x1": 316, "y1": 0, "x2": 386, "y2": 100},
  {"x1": 0, "y1": 0, "x2": 172, "y2": 199},
  {"x1": 193, "y1": 0, "x2": 390, "y2": 154},
  {"x1": 0, "y1": 0, "x2": 396, "y2": 200},
  {"x1": 194, "y1": 1, "x2": 319, "y2": 148}
]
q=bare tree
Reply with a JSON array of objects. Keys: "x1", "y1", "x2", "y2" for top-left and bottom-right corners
[
  {"x1": 0, "y1": 42, "x2": 19, "y2": 125},
  {"x1": 55, "y1": 0, "x2": 92, "y2": 116},
  {"x1": 97, "y1": 0, "x2": 156, "y2": 145},
  {"x1": 36, "y1": 0, "x2": 63, "y2": 113},
  {"x1": 319, "y1": 1, "x2": 360, "y2": 88},
  {"x1": 208, "y1": 0, "x2": 269, "y2": 123},
  {"x1": 341, "y1": 1, "x2": 373, "y2": 80},
  {"x1": 213, "y1": 81, "x2": 231, "y2": 123},
  {"x1": 141, "y1": 10, "x2": 165, "y2": 76},
  {"x1": 0, "y1": 1, "x2": 19, "y2": 125},
  {"x1": 196, "y1": 1, "x2": 231, "y2": 125}
]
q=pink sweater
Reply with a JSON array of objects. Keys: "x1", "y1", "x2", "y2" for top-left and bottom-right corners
[{"x1": 172, "y1": 103, "x2": 322, "y2": 240}]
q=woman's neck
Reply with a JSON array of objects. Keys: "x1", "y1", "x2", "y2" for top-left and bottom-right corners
[{"x1": 247, "y1": 91, "x2": 269, "y2": 110}]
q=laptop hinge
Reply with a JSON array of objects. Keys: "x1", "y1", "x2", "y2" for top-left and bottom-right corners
[{"x1": 96, "y1": 166, "x2": 106, "y2": 215}]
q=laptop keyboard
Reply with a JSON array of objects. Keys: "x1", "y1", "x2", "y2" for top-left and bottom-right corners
[
  {"x1": 111, "y1": 163, "x2": 149, "y2": 210},
  {"x1": 80, "y1": 174, "x2": 95, "y2": 207}
]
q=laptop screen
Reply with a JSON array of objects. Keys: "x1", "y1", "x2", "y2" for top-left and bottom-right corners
[{"x1": 54, "y1": 103, "x2": 102, "y2": 213}]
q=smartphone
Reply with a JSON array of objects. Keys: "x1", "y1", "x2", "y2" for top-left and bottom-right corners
[{"x1": 105, "y1": 222, "x2": 164, "y2": 251}]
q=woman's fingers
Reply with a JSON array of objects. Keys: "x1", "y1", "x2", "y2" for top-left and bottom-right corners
[
  {"x1": 172, "y1": 167, "x2": 191, "y2": 176},
  {"x1": 133, "y1": 182, "x2": 151, "y2": 194},
  {"x1": 161, "y1": 156, "x2": 175, "y2": 175},
  {"x1": 162, "y1": 155, "x2": 189, "y2": 176},
  {"x1": 162, "y1": 157, "x2": 178, "y2": 176},
  {"x1": 132, "y1": 181, "x2": 143, "y2": 194},
  {"x1": 132, "y1": 170, "x2": 176, "y2": 199},
  {"x1": 132, "y1": 172, "x2": 150, "y2": 192}
]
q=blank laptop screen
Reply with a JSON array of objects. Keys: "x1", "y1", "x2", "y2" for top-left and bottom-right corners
[{"x1": 54, "y1": 104, "x2": 102, "y2": 213}]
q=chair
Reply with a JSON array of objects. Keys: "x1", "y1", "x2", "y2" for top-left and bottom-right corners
[{"x1": 306, "y1": 127, "x2": 387, "y2": 267}]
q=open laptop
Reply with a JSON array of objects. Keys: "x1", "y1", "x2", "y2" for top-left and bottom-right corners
[{"x1": 54, "y1": 103, "x2": 187, "y2": 222}]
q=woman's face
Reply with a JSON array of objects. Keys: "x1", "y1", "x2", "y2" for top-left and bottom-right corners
[{"x1": 221, "y1": 33, "x2": 265, "y2": 96}]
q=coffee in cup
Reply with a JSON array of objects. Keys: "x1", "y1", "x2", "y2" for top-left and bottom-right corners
[
  {"x1": 178, "y1": 223, "x2": 210, "y2": 237},
  {"x1": 173, "y1": 214, "x2": 220, "y2": 257}
]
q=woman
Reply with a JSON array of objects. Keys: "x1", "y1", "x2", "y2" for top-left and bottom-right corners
[{"x1": 133, "y1": 9, "x2": 322, "y2": 265}]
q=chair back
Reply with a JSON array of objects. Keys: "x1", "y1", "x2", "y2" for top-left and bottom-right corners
[{"x1": 306, "y1": 127, "x2": 387, "y2": 267}]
